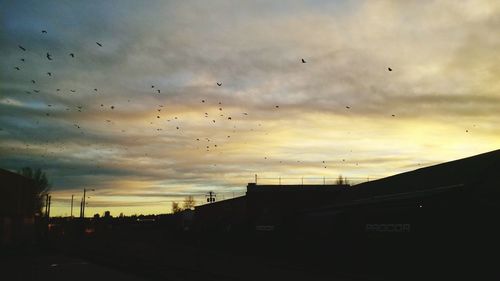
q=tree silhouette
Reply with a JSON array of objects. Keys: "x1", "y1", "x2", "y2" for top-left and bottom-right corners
[
  {"x1": 182, "y1": 195, "x2": 196, "y2": 210},
  {"x1": 172, "y1": 202, "x2": 182, "y2": 213},
  {"x1": 335, "y1": 175, "x2": 349, "y2": 185},
  {"x1": 18, "y1": 167, "x2": 51, "y2": 214}
]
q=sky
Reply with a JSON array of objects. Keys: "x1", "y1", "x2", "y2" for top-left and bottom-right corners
[{"x1": 1, "y1": 0, "x2": 499, "y2": 216}]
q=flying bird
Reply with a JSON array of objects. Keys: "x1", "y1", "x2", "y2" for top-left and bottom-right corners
[
  {"x1": 46, "y1": 53, "x2": 52, "y2": 60},
  {"x1": 47, "y1": 72, "x2": 52, "y2": 76},
  {"x1": 346, "y1": 106, "x2": 350, "y2": 109},
  {"x1": 301, "y1": 58, "x2": 306, "y2": 63},
  {"x1": 217, "y1": 82, "x2": 222, "y2": 86},
  {"x1": 157, "y1": 89, "x2": 160, "y2": 94},
  {"x1": 96, "y1": 42, "x2": 103, "y2": 47},
  {"x1": 18, "y1": 45, "x2": 26, "y2": 51},
  {"x1": 41, "y1": 30, "x2": 47, "y2": 33},
  {"x1": 275, "y1": 105, "x2": 279, "y2": 108},
  {"x1": 70, "y1": 53, "x2": 75, "y2": 58},
  {"x1": 388, "y1": 67, "x2": 392, "y2": 71},
  {"x1": 94, "y1": 88, "x2": 98, "y2": 92},
  {"x1": 14, "y1": 67, "x2": 20, "y2": 70},
  {"x1": 243, "y1": 113, "x2": 248, "y2": 115},
  {"x1": 31, "y1": 80, "x2": 36, "y2": 84},
  {"x1": 20, "y1": 58, "x2": 25, "y2": 62}
]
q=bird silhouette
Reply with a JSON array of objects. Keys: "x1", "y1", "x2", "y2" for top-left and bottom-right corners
[
  {"x1": 31, "y1": 80, "x2": 36, "y2": 84},
  {"x1": 70, "y1": 53, "x2": 75, "y2": 58},
  {"x1": 301, "y1": 58, "x2": 306, "y2": 63},
  {"x1": 96, "y1": 42, "x2": 103, "y2": 47},
  {"x1": 217, "y1": 82, "x2": 222, "y2": 86},
  {"x1": 20, "y1": 58, "x2": 25, "y2": 62},
  {"x1": 388, "y1": 67, "x2": 392, "y2": 71},
  {"x1": 46, "y1": 53, "x2": 52, "y2": 60},
  {"x1": 47, "y1": 72, "x2": 52, "y2": 76},
  {"x1": 18, "y1": 45, "x2": 26, "y2": 51},
  {"x1": 346, "y1": 106, "x2": 350, "y2": 109},
  {"x1": 14, "y1": 67, "x2": 20, "y2": 70},
  {"x1": 157, "y1": 89, "x2": 160, "y2": 94},
  {"x1": 94, "y1": 88, "x2": 98, "y2": 92},
  {"x1": 42, "y1": 30, "x2": 47, "y2": 33}
]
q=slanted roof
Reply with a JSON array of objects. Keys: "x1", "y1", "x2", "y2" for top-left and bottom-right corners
[{"x1": 340, "y1": 149, "x2": 500, "y2": 202}]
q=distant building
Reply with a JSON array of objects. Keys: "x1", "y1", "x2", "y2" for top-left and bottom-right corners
[
  {"x1": 195, "y1": 183, "x2": 348, "y2": 232},
  {"x1": 0, "y1": 168, "x2": 37, "y2": 246},
  {"x1": 195, "y1": 149, "x2": 500, "y2": 237}
]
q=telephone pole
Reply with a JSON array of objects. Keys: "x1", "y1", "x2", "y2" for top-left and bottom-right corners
[
  {"x1": 45, "y1": 194, "x2": 50, "y2": 217},
  {"x1": 81, "y1": 188, "x2": 95, "y2": 218},
  {"x1": 206, "y1": 191, "x2": 216, "y2": 203},
  {"x1": 47, "y1": 195, "x2": 51, "y2": 218},
  {"x1": 70, "y1": 195, "x2": 74, "y2": 218},
  {"x1": 79, "y1": 197, "x2": 83, "y2": 218}
]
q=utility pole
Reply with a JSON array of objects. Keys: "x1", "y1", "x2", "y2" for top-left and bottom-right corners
[
  {"x1": 81, "y1": 188, "x2": 95, "y2": 218},
  {"x1": 206, "y1": 191, "x2": 216, "y2": 203},
  {"x1": 79, "y1": 197, "x2": 83, "y2": 218},
  {"x1": 47, "y1": 196, "x2": 51, "y2": 218},
  {"x1": 82, "y1": 189, "x2": 86, "y2": 218},
  {"x1": 45, "y1": 194, "x2": 49, "y2": 217},
  {"x1": 70, "y1": 195, "x2": 74, "y2": 218}
]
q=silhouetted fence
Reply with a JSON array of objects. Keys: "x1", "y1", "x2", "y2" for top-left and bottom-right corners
[{"x1": 253, "y1": 176, "x2": 378, "y2": 186}]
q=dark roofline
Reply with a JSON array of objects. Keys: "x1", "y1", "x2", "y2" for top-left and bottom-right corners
[
  {"x1": 0, "y1": 168, "x2": 36, "y2": 186},
  {"x1": 194, "y1": 195, "x2": 246, "y2": 210}
]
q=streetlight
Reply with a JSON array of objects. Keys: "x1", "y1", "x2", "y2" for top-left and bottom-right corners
[{"x1": 81, "y1": 188, "x2": 95, "y2": 218}]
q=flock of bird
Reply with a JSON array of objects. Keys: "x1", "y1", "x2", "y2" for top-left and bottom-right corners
[{"x1": 7, "y1": 28, "x2": 456, "y2": 175}]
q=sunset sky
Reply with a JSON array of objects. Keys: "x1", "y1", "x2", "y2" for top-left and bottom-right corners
[{"x1": 1, "y1": 0, "x2": 499, "y2": 216}]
